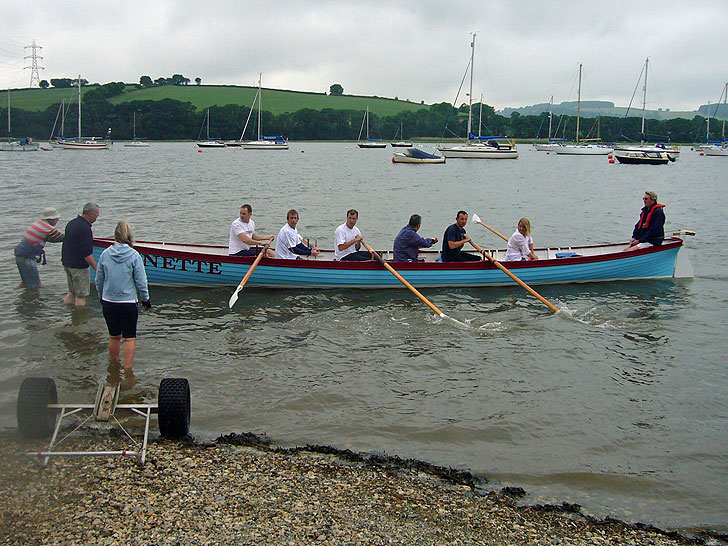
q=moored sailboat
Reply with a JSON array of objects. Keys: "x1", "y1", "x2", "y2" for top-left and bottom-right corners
[
  {"x1": 57, "y1": 76, "x2": 111, "y2": 150},
  {"x1": 438, "y1": 34, "x2": 518, "y2": 159},
  {"x1": 701, "y1": 82, "x2": 728, "y2": 156},
  {"x1": 390, "y1": 123, "x2": 412, "y2": 147},
  {"x1": 554, "y1": 64, "x2": 613, "y2": 156},
  {"x1": 533, "y1": 96, "x2": 565, "y2": 151},
  {"x1": 240, "y1": 74, "x2": 289, "y2": 150},
  {"x1": 124, "y1": 111, "x2": 150, "y2": 148},
  {"x1": 196, "y1": 109, "x2": 226, "y2": 148},
  {"x1": 357, "y1": 105, "x2": 387, "y2": 148},
  {"x1": 614, "y1": 58, "x2": 679, "y2": 160}
]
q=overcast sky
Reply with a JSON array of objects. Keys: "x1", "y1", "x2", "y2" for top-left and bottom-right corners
[{"x1": 1, "y1": 1, "x2": 726, "y2": 112}]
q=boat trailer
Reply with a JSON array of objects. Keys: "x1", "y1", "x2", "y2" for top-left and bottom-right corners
[{"x1": 17, "y1": 377, "x2": 190, "y2": 466}]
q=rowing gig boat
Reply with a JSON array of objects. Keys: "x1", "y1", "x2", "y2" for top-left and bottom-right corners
[{"x1": 92, "y1": 237, "x2": 693, "y2": 289}]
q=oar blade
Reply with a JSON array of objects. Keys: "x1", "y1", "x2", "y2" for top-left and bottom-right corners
[
  {"x1": 228, "y1": 286, "x2": 242, "y2": 309},
  {"x1": 472, "y1": 213, "x2": 481, "y2": 224}
]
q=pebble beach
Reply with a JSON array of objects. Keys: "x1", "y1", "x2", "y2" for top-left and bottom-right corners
[{"x1": 0, "y1": 429, "x2": 716, "y2": 546}]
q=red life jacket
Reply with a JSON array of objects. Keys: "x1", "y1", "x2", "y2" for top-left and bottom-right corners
[{"x1": 639, "y1": 203, "x2": 665, "y2": 229}]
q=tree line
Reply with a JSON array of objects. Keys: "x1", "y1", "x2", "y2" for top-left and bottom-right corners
[{"x1": 1, "y1": 95, "x2": 717, "y2": 143}]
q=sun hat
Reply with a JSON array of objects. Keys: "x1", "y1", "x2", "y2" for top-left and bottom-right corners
[{"x1": 41, "y1": 207, "x2": 60, "y2": 220}]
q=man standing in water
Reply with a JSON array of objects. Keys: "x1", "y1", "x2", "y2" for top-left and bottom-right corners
[
  {"x1": 624, "y1": 191, "x2": 665, "y2": 251},
  {"x1": 62, "y1": 202, "x2": 99, "y2": 307},
  {"x1": 14, "y1": 207, "x2": 64, "y2": 289}
]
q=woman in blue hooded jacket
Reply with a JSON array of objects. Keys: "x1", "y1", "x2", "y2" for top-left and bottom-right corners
[{"x1": 96, "y1": 221, "x2": 150, "y2": 370}]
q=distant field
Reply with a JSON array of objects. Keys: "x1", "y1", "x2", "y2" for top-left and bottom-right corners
[{"x1": 3, "y1": 85, "x2": 429, "y2": 116}]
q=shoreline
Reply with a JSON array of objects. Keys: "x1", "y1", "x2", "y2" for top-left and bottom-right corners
[{"x1": 1, "y1": 429, "x2": 723, "y2": 545}]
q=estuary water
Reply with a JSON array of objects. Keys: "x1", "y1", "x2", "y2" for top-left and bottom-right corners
[{"x1": 0, "y1": 142, "x2": 726, "y2": 531}]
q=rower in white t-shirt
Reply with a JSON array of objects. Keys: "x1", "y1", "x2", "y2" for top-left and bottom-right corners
[
  {"x1": 275, "y1": 209, "x2": 320, "y2": 260},
  {"x1": 334, "y1": 209, "x2": 372, "y2": 261},
  {"x1": 228, "y1": 204, "x2": 275, "y2": 258}
]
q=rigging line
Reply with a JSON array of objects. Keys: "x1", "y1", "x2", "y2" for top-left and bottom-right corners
[
  {"x1": 439, "y1": 56, "x2": 471, "y2": 143},
  {"x1": 473, "y1": 39, "x2": 501, "y2": 109},
  {"x1": 709, "y1": 85, "x2": 726, "y2": 119},
  {"x1": 618, "y1": 62, "x2": 646, "y2": 137}
]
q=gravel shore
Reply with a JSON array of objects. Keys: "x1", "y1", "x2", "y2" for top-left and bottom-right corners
[{"x1": 0, "y1": 430, "x2": 716, "y2": 546}]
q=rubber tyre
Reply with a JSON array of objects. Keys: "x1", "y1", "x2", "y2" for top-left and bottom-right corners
[
  {"x1": 17, "y1": 377, "x2": 57, "y2": 438},
  {"x1": 158, "y1": 378, "x2": 190, "y2": 438}
]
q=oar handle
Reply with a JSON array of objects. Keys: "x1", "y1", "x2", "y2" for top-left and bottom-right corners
[
  {"x1": 469, "y1": 241, "x2": 560, "y2": 314},
  {"x1": 362, "y1": 240, "x2": 445, "y2": 317}
]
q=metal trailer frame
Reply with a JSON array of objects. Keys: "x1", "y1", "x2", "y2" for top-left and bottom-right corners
[
  {"x1": 26, "y1": 382, "x2": 156, "y2": 466},
  {"x1": 20, "y1": 377, "x2": 190, "y2": 467}
]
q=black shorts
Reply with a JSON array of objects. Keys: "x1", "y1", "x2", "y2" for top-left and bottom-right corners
[
  {"x1": 231, "y1": 248, "x2": 262, "y2": 257},
  {"x1": 102, "y1": 301, "x2": 139, "y2": 338}
]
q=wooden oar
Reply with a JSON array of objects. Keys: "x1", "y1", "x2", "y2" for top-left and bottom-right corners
[
  {"x1": 228, "y1": 249, "x2": 266, "y2": 308},
  {"x1": 468, "y1": 239, "x2": 560, "y2": 314},
  {"x1": 361, "y1": 240, "x2": 466, "y2": 326},
  {"x1": 472, "y1": 213, "x2": 509, "y2": 242}
]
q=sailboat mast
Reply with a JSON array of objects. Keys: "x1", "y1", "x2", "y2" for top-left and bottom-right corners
[
  {"x1": 548, "y1": 95, "x2": 553, "y2": 140},
  {"x1": 722, "y1": 82, "x2": 727, "y2": 141},
  {"x1": 77, "y1": 75, "x2": 82, "y2": 140},
  {"x1": 478, "y1": 94, "x2": 483, "y2": 138},
  {"x1": 61, "y1": 99, "x2": 65, "y2": 138},
  {"x1": 257, "y1": 73, "x2": 262, "y2": 141},
  {"x1": 6, "y1": 89, "x2": 9, "y2": 135},
  {"x1": 707, "y1": 102, "x2": 711, "y2": 141},
  {"x1": 641, "y1": 58, "x2": 648, "y2": 142},
  {"x1": 467, "y1": 33, "x2": 476, "y2": 138},
  {"x1": 366, "y1": 105, "x2": 370, "y2": 139},
  {"x1": 576, "y1": 64, "x2": 582, "y2": 144},
  {"x1": 132, "y1": 111, "x2": 136, "y2": 139}
]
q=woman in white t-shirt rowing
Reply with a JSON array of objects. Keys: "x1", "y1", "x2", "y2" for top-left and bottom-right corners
[
  {"x1": 505, "y1": 217, "x2": 538, "y2": 261},
  {"x1": 228, "y1": 204, "x2": 275, "y2": 258}
]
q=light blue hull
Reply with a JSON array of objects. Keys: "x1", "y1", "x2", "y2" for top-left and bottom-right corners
[{"x1": 93, "y1": 239, "x2": 686, "y2": 289}]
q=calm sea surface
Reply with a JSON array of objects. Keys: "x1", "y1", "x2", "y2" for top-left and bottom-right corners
[{"x1": 1, "y1": 142, "x2": 726, "y2": 531}]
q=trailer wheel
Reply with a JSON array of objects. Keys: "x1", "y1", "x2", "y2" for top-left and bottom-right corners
[
  {"x1": 158, "y1": 378, "x2": 190, "y2": 438},
  {"x1": 17, "y1": 377, "x2": 57, "y2": 438}
]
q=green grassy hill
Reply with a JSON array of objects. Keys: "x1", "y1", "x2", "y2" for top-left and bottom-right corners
[{"x1": 3, "y1": 84, "x2": 429, "y2": 116}]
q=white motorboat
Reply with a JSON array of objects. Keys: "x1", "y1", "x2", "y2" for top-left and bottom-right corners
[
  {"x1": 614, "y1": 149, "x2": 673, "y2": 165},
  {"x1": 440, "y1": 139, "x2": 518, "y2": 159}
]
